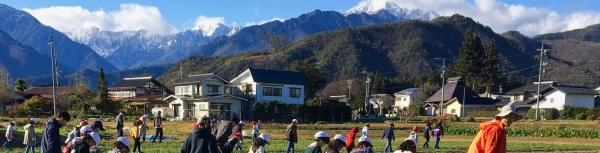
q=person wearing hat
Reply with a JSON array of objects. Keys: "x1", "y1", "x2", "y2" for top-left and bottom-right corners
[
  {"x1": 467, "y1": 102, "x2": 523, "y2": 153},
  {"x1": 41, "y1": 111, "x2": 71, "y2": 153},
  {"x1": 3, "y1": 121, "x2": 17, "y2": 151},
  {"x1": 286, "y1": 119, "x2": 299, "y2": 153},
  {"x1": 249, "y1": 134, "x2": 269, "y2": 153},
  {"x1": 394, "y1": 138, "x2": 417, "y2": 153},
  {"x1": 131, "y1": 119, "x2": 143, "y2": 153},
  {"x1": 350, "y1": 136, "x2": 373, "y2": 153},
  {"x1": 325, "y1": 134, "x2": 346, "y2": 153},
  {"x1": 91, "y1": 120, "x2": 106, "y2": 132},
  {"x1": 233, "y1": 121, "x2": 245, "y2": 137},
  {"x1": 116, "y1": 111, "x2": 125, "y2": 137},
  {"x1": 139, "y1": 114, "x2": 149, "y2": 142},
  {"x1": 222, "y1": 132, "x2": 244, "y2": 153},
  {"x1": 407, "y1": 125, "x2": 418, "y2": 146},
  {"x1": 304, "y1": 131, "x2": 330, "y2": 153},
  {"x1": 88, "y1": 132, "x2": 102, "y2": 153},
  {"x1": 381, "y1": 123, "x2": 396, "y2": 153},
  {"x1": 345, "y1": 127, "x2": 359, "y2": 152},
  {"x1": 251, "y1": 121, "x2": 260, "y2": 142},
  {"x1": 422, "y1": 120, "x2": 432, "y2": 148},
  {"x1": 361, "y1": 123, "x2": 370, "y2": 137},
  {"x1": 72, "y1": 131, "x2": 101, "y2": 153},
  {"x1": 432, "y1": 119, "x2": 444, "y2": 149},
  {"x1": 180, "y1": 117, "x2": 218, "y2": 153},
  {"x1": 215, "y1": 116, "x2": 239, "y2": 150},
  {"x1": 108, "y1": 137, "x2": 131, "y2": 153},
  {"x1": 24, "y1": 119, "x2": 37, "y2": 153}
]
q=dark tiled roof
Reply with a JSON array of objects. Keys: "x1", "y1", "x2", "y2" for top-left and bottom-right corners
[
  {"x1": 461, "y1": 97, "x2": 500, "y2": 105},
  {"x1": 174, "y1": 73, "x2": 225, "y2": 84},
  {"x1": 552, "y1": 86, "x2": 599, "y2": 95},
  {"x1": 110, "y1": 77, "x2": 152, "y2": 88},
  {"x1": 425, "y1": 80, "x2": 480, "y2": 103},
  {"x1": 248, "y1": 68, "x2": 309, "y2": 85},
  {"x1": 507, "y1": 82, "x2": 598, "y2": 95},
  {"x1": 506, "y1": 82, "x2": 555, "y2": 94},
  {"x1": 23, "y1": 86, "x2": 74, "y2": 95}
]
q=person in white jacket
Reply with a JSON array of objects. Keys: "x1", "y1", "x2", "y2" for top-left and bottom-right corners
[
  {"x1": 3, "y1": 121, "x2": 16, "y2": 151},
  {"x1": 24, "y1": 119, "x2": 37, "y2": 153},
  {"x1": 248, "y1": 134, "x2": 269, "y2": 153},
  {"x1": 361, "y1": 123, "x2": 370, "y2": 136}
]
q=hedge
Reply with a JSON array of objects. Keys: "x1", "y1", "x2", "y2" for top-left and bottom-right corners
[
  {"x1": 527, "y1": 108, "x2": 559, "y2": 120},
  {"x1": 467, "y1": 111, "x2": 500, "y2": 117}
]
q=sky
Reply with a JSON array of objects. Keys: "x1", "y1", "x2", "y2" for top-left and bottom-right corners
[{"x1": 2, "y1": 0, "x2": 600, "y2": 36}]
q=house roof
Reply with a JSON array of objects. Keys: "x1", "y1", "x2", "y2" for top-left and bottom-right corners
[
  {"x1": 425, "y1": 78, "x2": 481, "y2": 104},
  {"x1": 174, "y1": 73, "x2": 230, "y2": 85},
  {"x1": 109, "y1": 76, "x2": 174, "y2": 94},
  {"x1": 23, "y1": 86, "x2": 74, "y2": 96},
  {"x1": 395, "y1": 88, "x2": 418, "y2": 95},
  {"x1": 506, "y1": 81, "x2": 556, "y2": 94},
  {"x1": 552, "y1": 86, "x2": 599, "y2": 95},
  {"x1": 247, "y1": 68, "x2": 309, "y2": 85},
  {"x1": 163, "y1": 94, "x2": 247, "y2": 102},
  {"x1": 507, "y1": 81, "x2": 598, "y2": 95}
]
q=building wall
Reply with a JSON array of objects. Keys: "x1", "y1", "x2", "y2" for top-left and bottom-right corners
[
  {"x1": 201, "y1": 79, "x2": 227, "y2": 96},
  {"x1": 168, "y1": 98, "x2": 188, "y2": 118},
  {"x1": 255, "y1": 83, "x2": 305, "y2": 105},
  {"x1": 446, "y1": 102, "x2": 492, "y2": 117},
  {"x1": 537, "y1": 90, "x2": 566, "y2": 110},
  {"x1": 566, "y1": 94, "x2": 595, "y2": 109}
]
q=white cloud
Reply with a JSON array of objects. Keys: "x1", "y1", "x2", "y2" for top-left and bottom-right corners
[
  {"x1": 190, "y1": 16, "x2": 226, "y2": 31},
  {"x1": 23, "y1": 4, "x2": 178, "y2": 35},
  {"x1": 245, "y1": 18, "x2": 285, "y2": 26},
  {"x1": 355, "y1": 0, "x2": 600, "y2": 36}
]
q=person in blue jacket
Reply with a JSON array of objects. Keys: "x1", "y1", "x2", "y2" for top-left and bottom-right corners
[{"x1": 41, "y1": 111, "x2": 71, "y2": 153}]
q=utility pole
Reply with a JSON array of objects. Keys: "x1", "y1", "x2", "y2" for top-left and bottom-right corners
[
  {"x1": 536, "y1": 43, "x2": 548, "y2": 121},
  {"x1": 435, "y1": 58, "x2": 446, "y2": 117},
  {"x1": 347, "y1": 80, "x2": 353, "y2": 103},
  {"x1": 48, "y1": 36, "x2": 58, "y2": 117},
  {"x1": 462, "y1": 87, "x2": 465, "y2": 118},
  {"x1": 363, "y1": 71, "x2": 371, "y2": 117},
  {"x1": 179, "y1": 61, "x2": 183, "y2": 79}
]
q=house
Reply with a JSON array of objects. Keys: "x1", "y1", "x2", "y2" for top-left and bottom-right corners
[
  {"x1": 109, "y1": 76, "x2": 174, "y2": 114},
  {"x1": 445, "y1": 97, "x2": 499, "y2": 117},
  {"x1": 1, "y1": 90, "x2": 25, "y2": 112},
  {"x1": 23, "y1": 86, "x2": 74, "y2": 100},
  {"x1": 501, "y1": 81, "x2": 599, "y2": 113},
  {"x1": 229, "y1": 68, "x2": 309, "y2": 119},
  {"x1": 424, "y1": 77, "x2": 492, "y2": 116},
  {"x1": 394, "y1": 88, "x2": 420, "y2": 110},
  {"x1": 163, "y1": 73, "x2": 246, "y2": 120}
]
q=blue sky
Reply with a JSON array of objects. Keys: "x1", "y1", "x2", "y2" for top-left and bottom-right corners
[{"x1": 3, "y1": 0, "x2": 600, "y2": 36}]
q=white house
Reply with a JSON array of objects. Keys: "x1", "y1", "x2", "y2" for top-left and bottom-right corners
[
  {"x1": 229, "y1": 68, "x2": 308, "y2": 105},
  {"x1": 163, "y1": 73, "x2": 246, "y2": 120},
  {"x1": 394, "y1": 88, "x2": 420, "y2": 110},
  {"x1": 109, "y1": 76, "x2": 174, "y2": 115},
  {"x1": 505, "y1": 81, "x2": 599, "y2": 112}
]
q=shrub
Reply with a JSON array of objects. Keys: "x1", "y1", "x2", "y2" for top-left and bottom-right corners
[
  {"x1": 467, "y1": 116, "x2": 476, "y2": 122},
  {"x1": 575, "y1": 113, "x2": 587, "y2": 120},
  {"x1": 468, "y1": 111, "x2": 500, "y2": 117},
  {"x1": 315, "y1": 121, "x2": 326, "y2": 125},
  {"x1": 528, "y1": 108, "x2": 560, "y2": 120},
  {"x1": 561, "y1": 105, "x2": 589, "y2": 119},
  {"x1": 585, "y1": 107, "x2": 600, "y2": 120}
]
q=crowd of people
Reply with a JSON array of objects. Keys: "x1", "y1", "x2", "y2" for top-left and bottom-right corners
[{"x1": 2, "y1": 102, "x2": 522, "y2": 153}]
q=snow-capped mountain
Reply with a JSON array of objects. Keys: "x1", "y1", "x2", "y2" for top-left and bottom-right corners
[
  {"x1": 345, "y1": 2, "x2": 439, "y2": 21},
  {"x1": 65, "y1": 24, "x2": 242, "y2": 69}
]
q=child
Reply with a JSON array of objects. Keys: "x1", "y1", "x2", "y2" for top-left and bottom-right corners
[
  {"x1": 304, "y1": 131, "x2": 330, "y2": 153},
  {"x1": 222, "y1": 132, "x2": 243, "y2": 153},
  {"x1": 131, "y1": 120, "x2": 142, "y2": 153},
  {"x1": 408, "y1": 125, "x2": 418, "y2": 146},
  {"x1": 249, "y1": 134, "x2": 269, "y2": 153},
  {"x1": 108, "y1": 137, "x2": 131, "y2": 153},
  {"x1": 361, "y1": 124, "x2": 370, "y2": 136},
  {"x1": 251, "y1": 121, "x2": 259, "y2": 142},
  {"x1": 3, "y1": 121, "x2": 16, "y2": 151},
  {"x1": 393, "y1": 138, "x2": 417, "y2": 153},
  {"x1": 24, "y1": 118, "x2": 37, "y2": 153},
  {"x1": 325, "y1": 134, "x2": 346, "y2": 153},
  {"x1": 433, "y1": 120, "x2": 444, "y2": 149},
  {"x1": 350, "y1": 136, "x2": 373, "y2": 153},
  {"x1": 422, "y1": 120, "x2": 432, "y2": 148}
]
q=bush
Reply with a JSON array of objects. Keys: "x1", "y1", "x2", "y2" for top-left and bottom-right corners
[
  {"x1": 315, "y1": 121, "x2": 326, "y2": 125},
  {"x1": 561, "y1": 105, "x2": 589, "y2": 119},
  {"x1": 586, "y1": 107, "x2": 600, "y2": 120},
  {"x1": 467, "y1": 116, "x2": 476, "y2": 122},
  {"x1": 527, "y1": 108, "x2": 560, "y2": 120},
  {"x1": 468, "y1": 111, "x2": 500, "y2": 117},
  {"x1": 575, "y1": 113, "x2": 587, "y2": 120}
]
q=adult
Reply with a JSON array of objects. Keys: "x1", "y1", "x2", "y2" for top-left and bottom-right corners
[
  {"x1": 152, "y1": 111, "x2": 164, "y2": 143},
  {"x1": 286, "y1": 119, "x2": 298, "y2": 153},
  {"x1": 24, "y1": 119, "x2": 37, "y2": 153},
  {"x1": 422, "y1": 121, "x2": 432, "y2": 148},
  {"x1": 468, "y1": 102, "x2": 523, "y2": 153},
  {"x1": 251, "y1": 121, "x2": 260, "y2": 142},
  {"x1": 116, "y1": 111, "x2": 125, "y2": 137},
  {"x1": 325, "y1": 134, "x2": 346, "y2": 153},
  {"x1": 433, "y1": 119, "x2": 444, "y2": 149},
  {"x1": 248, "y1": 134, "x2": 269, "y2": 153},
  {"x1": 180, "y1": 117, "x2": 218, "y2": 153},
  {"x1": 361, "y1": 124, "x2": 370, "y2": 136},
  {"x1": 382, "y1": 123, "x2": 395, "y2": 153},
  {"x1": 350, "y1": 136, "x2": 373, "y2": 153},
  {"x1": 41, "y1": 111, "x2": 71, "y2": 153},
  {"x1": 345, "y1": 127, "x2": 359, "y2": 152},
  {"x1": 139, "y1": 114, "x2": 149, "y2": 142},
  {"x1": 91, "y1": 121, "x2": 106, "y2": 132},
  {"x1": 215, "y1": 116, "x2": 238, "y2": 150},
  {"x1": 304, "y1": 131, "x2": 330, "y2": 153}
]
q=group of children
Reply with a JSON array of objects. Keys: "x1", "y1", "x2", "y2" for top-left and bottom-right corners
[{"x1": 3, "y1": 119, "x2": 36, "y2": 152}]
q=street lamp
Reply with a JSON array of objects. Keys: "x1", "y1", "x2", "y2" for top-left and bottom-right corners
[
  {"x1": 363, "y1": 71, "x2": 371, "y2": 117},
  {"x1": 347, "y1": 79, "x2": 353, "y2": 102}
]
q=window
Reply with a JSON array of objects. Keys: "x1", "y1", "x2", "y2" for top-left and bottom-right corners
[
  {"x1": 208, "y1": 85, "x2": 219, "y2": 93},
  {"x1": 550, "y1": 98, "x2": 554, "y2": 103},
  {"x1": 187, "y1": 104, "x2": 196, "y2": 117},
  {"x1": 402, "y1": 97, "x2": 406, "y2": 101},
  {"x1": 263, "y1": 87, "x2": 282, "y2": 96},
  {"x1": 290, "y1": 88, "x2": 301, "y2": 98},
  {"x1": 451, "y1": 109, "x2": 456, "y2": 113}
]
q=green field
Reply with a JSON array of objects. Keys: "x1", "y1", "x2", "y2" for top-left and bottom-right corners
[{"x1": 1, "y1": 119, "x2": 600, "y2": 152}]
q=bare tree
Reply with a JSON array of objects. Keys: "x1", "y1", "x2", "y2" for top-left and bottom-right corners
[
  {"x1": 370, "y1": 94, "x2": 394, "y2": 116},
  {"x1": 403, "y1": 104, "x2": 419, "y2": 123},
  {"x1": 0, "y1": 64, "x2": 11, "y2": 102}
]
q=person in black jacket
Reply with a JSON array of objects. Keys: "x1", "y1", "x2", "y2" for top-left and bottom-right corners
[
  {"x1": 116, "y1": 111, "x2": 125, "y2": 137},
  {"x1": 72, "y1": 134, "x2": 96, "y2": 153},
  {"x1": 381, "y1": 123, "x2": 395, "y2": 153},
  {"x1": 41, "y1": 111, "x2": 70, "y2": 153},
  {"x1": 422, "y1": 120, "x2": 432, "y2": 148},
  {"x1": 214, "y1": 116, "x2": 239, "y2": 150},
  {"x1": 180, "y1": 117, "x2": 218, "y2": 153}
]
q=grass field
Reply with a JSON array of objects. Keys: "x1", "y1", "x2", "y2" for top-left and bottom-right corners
[{"x1": 0, "y1": 119, "x2": 600, "y2": 152}]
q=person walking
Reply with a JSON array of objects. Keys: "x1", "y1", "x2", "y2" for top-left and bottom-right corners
[
  {"x1": 251, "y1": 121, "x2": 260, "y2": 142},
  {"x1": 116, "y1": 111, "x2": 125, "y2": 137},
  {"x1": 468, "y1": 102, "x2": 523, "y2": 153},
  {"x1": 350, "y1": 136, "x2": 373, "y2": 153},
  {"x1": 4, "y1": 121, "x2": 16, "y2": 151},
  {"x1": 248, "y1": 134, "x2": 269, "y2": 153},
  {"x1": 433, "y1": 119, "x2": 444, "y2": 149},
  {"x1": 215, "y1": 116, "x2": 238, "y2": 150},
  {"x1": 139, "y1": 114, "x2": 148, "y2": 142},
  {"x1": 286, "y1": 119, "x2": 298, "y2": 153},
  {"x1": 24, "y1": 119, "x2": 37, "y2": 153},
  {"x1": 152, "y1": 111, "x2": 163, "y2": 143},
  {"x1": 41, "y1": 111, "x2": 71, "y2": 153},
  {"x1": 408, "y1": 125, "x2": 418, "y2": 146},
  {"x1": 131, "y1": 120, "x2": 142, "y2": 153},
  {"x1": 233, "y1": 121, "x2": 245, "y2": 135},
  {"x1": 345, "y1": 127, "x2": 359, "y2": 153},
  {"x1": 381, "y1": 123, "x2": 395, "y2": 153},
  {"x1": 422, "y1": 121, "x2": 432, "y2": 148},
  {"x1": 361, "y1": 124, "x2": 370, "y2": 137},
  {"x1": 303, "y1": 131, "x2": 330, "y2": 153},
  {"x1": 324, "y1": 134, "x2": 346, "y2": 153},
  {"x1": 180, "y1": 117, "x2": 218, "y2": 153}
]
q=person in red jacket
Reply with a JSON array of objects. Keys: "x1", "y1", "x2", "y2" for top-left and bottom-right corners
[
  {"x1": 345, "y1": 127, "x2": 359, "y2": 152},
  {"x1": 467, "y1": 102, "x2": 523, "y2": 153}
]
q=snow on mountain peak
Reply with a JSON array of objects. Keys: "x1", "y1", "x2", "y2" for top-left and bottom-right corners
[{"x1": 345, "y1": 1, "x2": 439, "y2": 20}]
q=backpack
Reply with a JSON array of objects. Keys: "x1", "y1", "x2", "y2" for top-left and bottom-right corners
[{"x1": 432, "y1": 129, "x2": 440, "y2": 136}]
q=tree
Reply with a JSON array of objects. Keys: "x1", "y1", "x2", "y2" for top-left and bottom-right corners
[
  {"x1": 291, "y1": 58, "x2": 326, "y2": 101},
  {"x1": 14, "y1": 78, "x2": 26, "y2": 93},
  {"x1": 483, "y1": 39, "x2": 502, "y2": 94},
  {"x1": 0, "y1": 64, "x2": 11, "y2": 103},
  {"x1": 22, "y1": 96, "x2": 50, "y2": 115},
  {"x1": 69, "y1": 79, "x2": 96, "y2": 115},
  {"x1": 453, "y1": 29, "x2": 486, "y2": 92},
  {"x1": 96, "y1": 68, "x2": 114, "y2": 113}
]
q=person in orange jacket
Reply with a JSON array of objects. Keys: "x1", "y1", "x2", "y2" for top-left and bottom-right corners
[{"x1": 467, "y1": 102, "x2": 523, "y2": 153}]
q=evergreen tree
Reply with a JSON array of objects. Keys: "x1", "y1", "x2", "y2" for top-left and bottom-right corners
[
  {"x1": 96, "y1": 68, "x2": 113, "y2": 113},
  {"x1": 483, "y1": 39, "x2": 502, "y2": 93},
  {"x1": 291, "y1": 59, "x2": 326, "y2": 101},
  {"x1": 453, "y1": 29, "x2": 486, "y2": 92},
  {"x1": 14, "y1": 78, "x2": 27, "y2": 93}
]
